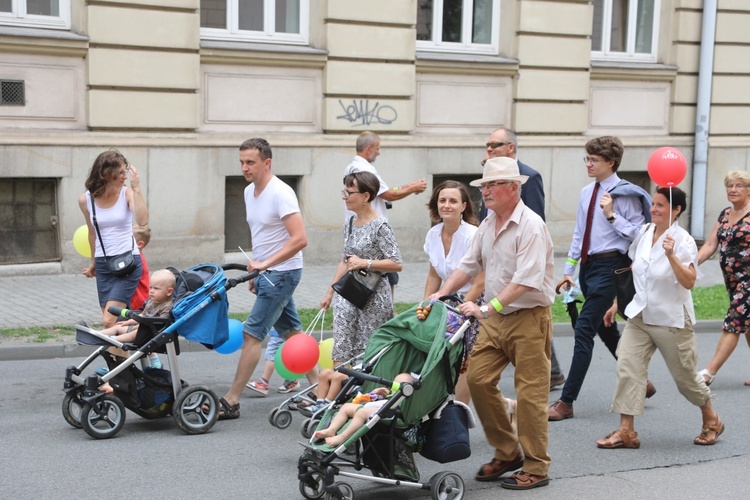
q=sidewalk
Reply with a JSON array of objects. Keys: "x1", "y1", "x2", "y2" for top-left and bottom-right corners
[{"x1": 0, "y1": 256, "x2": 726, "y2": 329}]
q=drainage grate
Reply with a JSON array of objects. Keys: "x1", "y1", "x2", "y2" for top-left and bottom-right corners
[{"x1": 1, "y1": 80, "x2": 25, "y2": 105}]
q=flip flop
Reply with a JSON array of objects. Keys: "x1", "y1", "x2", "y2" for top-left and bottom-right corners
[{"x1": 218, "y1": 398, "x2": 240, "y2": 420}]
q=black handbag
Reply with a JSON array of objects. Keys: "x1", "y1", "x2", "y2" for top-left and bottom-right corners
[
  {"x1": 420, "y1": 402, "x2": 471, "y2": 463},
  {"x1": 332, "y1": 217, "x2": 381, "y2": 309},
  {"x1": 90, "y1": 196, "x2": 137, "y2": 277},
  {"x1": 614, "y1": 266, "x2": 635, "y2": 319}
]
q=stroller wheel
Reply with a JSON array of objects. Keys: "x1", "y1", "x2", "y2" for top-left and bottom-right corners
[
  {"x1": 62, "y1": 388, "x2": 85, "y2": 429},
  {"x1": 173, "y1": 385, "x2": 219, "y2": 435},
  {"x1": 81, "y1": 395, "x2": 126, "y2": 439},
  {"x1": 299, "y1": 471, "x2": 326, "y2": 499},
  {"x1": 325, "y1": 482, "x2": 354, "y2": 500},
  {"x1": 429, "y1": 471, "x2": 465, "y2": 500},
  {"x1": 274, "y1": 409, "x2": 293, "y2": 429},
  {"x1": 269, "y1": 408, "x2": 279, "y2": 427},
  {"x1": 301, "y1": 417, "x2": 313, "y2": 438}
]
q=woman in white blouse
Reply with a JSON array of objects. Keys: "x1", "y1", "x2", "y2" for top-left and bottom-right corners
[
  {"x1": 597, "y1": 187, "x2": 722, "y2": 449},
  {"x1": 423, "y1": 180, "x2": 484, "y2": 403}
]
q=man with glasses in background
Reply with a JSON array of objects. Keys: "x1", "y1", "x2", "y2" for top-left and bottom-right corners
[
  {"x1": 548, "y1": 136, "x2": 653, "y2": 421},
  {"x1": 343, "y1": 131, "x2": 427, "y2": 293},
  {"x1": 431, "y1": 156, "x2": 554, "y2": 490},
  {"x1": 482, "y1": 128, "x2": 565, "y2": 391}
]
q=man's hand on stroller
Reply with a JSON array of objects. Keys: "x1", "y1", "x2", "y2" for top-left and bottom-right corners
[{"x1": 458, "y1": 301, "x2": 482, "y2": 319}]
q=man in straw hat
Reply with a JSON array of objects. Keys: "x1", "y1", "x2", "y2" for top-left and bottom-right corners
[{"x1": 431, "y1": 156, "x2": 555, "y2": 490}]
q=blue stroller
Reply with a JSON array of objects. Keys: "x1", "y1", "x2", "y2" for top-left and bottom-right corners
[{"x1": 62, "y1": 263, "x2": 256, "y2": 439}]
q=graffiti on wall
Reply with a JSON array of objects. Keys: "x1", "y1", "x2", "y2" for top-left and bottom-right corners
[{"x1": 336, "y1": 99, "x2": 398, "y2": 126}]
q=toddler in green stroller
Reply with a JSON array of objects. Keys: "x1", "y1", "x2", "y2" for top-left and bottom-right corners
[{"x1": 297, "y1": 299, "x2": 474, "y2": 500}]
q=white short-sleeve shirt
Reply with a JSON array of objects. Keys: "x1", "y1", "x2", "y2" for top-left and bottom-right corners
[
  {"x1": 624, "y1": 222, "x2": 697, "y2": 327},
  {"x1": 424, "y1": 221, "x2": 477, "y2": 296},
  {"x1": 343, "y1": 156, "x2": 389, "y2": 221},
  {"x1": 244, "y1": 176, "x2": 303, "y2": 271}
]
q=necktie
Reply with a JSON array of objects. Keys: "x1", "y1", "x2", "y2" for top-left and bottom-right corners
[{"x1": 580, "y1": 182, "x2": 600, "y2": 264}]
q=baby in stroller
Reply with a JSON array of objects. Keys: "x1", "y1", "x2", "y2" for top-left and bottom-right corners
[
  {"x1": 97, "y1": 268, "x2": 175, "y2": 370},
  {"x1": 313, "y1": 372, "x2": 414, "y2": 446}
]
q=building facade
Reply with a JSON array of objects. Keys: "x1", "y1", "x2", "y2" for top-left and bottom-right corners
[{"x1": 1, "y1": 0, "x2": 748, "y2": 273}]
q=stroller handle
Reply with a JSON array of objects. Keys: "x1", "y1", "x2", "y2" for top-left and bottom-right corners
[{"x1": 107, "y1": 306, "x2": 138, "y2": 320}]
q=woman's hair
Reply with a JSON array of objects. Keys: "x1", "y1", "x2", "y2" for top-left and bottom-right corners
[
  {"x1": 724, "y1": 170, "x2": 750, "y2": 187},
  {"x1": 344, "y1": 171, "x2": 380, "y2": 204},
  {"x1": 85, "y1": 149, "x2": 128, "y2": 198},
  {"x1": 427, "y1": 180, "x2": 479, "y2": 226},
  {"x1": 585, "y1": 136, "x2": 624, "y2": 171},
  {"x1": 655, "y1": 186, "x2": 688, "y2": 218}
]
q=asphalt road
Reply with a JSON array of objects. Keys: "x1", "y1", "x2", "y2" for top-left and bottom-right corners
[{"x1": 2, "y1": 332, "x2": 749, "y2": 499}]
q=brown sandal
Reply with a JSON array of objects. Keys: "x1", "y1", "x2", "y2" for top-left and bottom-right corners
[
  {"x1": 694, "y1": 415, "x2": 724, "y2": 445},
  {"x1": 596, "y1": 429, "x2": 640, "y2": 449}
]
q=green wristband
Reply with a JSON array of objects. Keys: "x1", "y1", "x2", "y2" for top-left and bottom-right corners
[
  {"x1": 566, "y1": 257, "x2": 578, "y2": 266},
  {"x1": 490, "y1": 298, "x2": 503, "y2": 313}
]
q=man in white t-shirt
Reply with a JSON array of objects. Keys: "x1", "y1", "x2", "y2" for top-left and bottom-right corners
[
  {"x1": 343, "y1": 131, "x2": 427, "y2": 288},
  {"x1": 343, "y1": 131, "x2": 427, "y2": 221},
  {"x1": 219, "y1": 138, "x2": 315, "y2": 420}
]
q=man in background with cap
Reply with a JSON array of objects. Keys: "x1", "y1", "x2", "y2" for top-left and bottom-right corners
[{"x1": 431, "y1": 157, "x2": 554, "y2": 490}]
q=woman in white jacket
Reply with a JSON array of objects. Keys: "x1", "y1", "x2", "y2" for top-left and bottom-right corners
[{"x1": 596, "y1": 187, "x2": 722, "y2": 449}]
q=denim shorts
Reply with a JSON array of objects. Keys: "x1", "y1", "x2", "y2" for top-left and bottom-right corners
[
  {"x1": 264, "y1": 331, "x2": 284, "y2": 361},
  {"x1": 94, "y1": 255, "x2": 142, "y2": 308},
  {"x1": 244, "y1": 268, "x2": 303, "y2": 342}
]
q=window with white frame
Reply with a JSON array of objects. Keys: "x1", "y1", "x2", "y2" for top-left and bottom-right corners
[
  {"x1": 0, "y1": 0, "x2": 70, "y2": 29},
  {"x1": 416, "y1": 0, "x2": 499, "y2": 54},
  {"x1": 591, "y1": 0, "x2": 660, "y2": 62},
  {"x1": 200, "y1": 0, "x2": 308, "y2": 45}
]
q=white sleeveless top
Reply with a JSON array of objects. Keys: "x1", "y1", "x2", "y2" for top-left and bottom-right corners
[{"x1": 87, "y1": 188, "x2": 138, "y2": 258}]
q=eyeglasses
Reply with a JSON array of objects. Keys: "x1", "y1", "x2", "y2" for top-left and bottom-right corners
[
  {"x1": 478, "y1": 181, "x2": 512, "y2": 191},
  {"x1": 584, "y1": 156, "x2": 607, "y2": 164},
  {"x1": 486, "y1": 142, "x2": 510, "y2": 149},
  {"x1": 726, "y1": 183, "x2": 747, "y2": 190},
  {"x1": 341, "y1": 189, "x2": 362, "y2": 198}
]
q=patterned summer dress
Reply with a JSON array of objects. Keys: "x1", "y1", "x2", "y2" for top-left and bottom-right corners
[
  {"x1": 716, "y1": 207, "x2": 750, "y2": 333},
  {"x1": 332, "y1": 215, "x2": 402, "y2": 361}
]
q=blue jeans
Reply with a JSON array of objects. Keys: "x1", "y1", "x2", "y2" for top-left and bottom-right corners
[
  {"x1": 560, "y1": 254, "x2": 628, "y2": 405},
  {"x1": 244, "y1": 269, "x2": 303, "y2": 341}
]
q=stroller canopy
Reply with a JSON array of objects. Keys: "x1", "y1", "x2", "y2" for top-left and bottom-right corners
[
  {"x1": 361, "y1": 301, "x2": 464, "y2": 426},
  {"x1": 170, "y1": 264, "x2": 229, "y2": 350}
]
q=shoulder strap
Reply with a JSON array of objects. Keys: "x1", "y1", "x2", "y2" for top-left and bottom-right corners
[{"x1": 89, "y1": 195, "x2": 109, "y2": 258}]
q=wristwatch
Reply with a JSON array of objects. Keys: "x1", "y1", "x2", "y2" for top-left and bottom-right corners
[
  {"x1": 479, "y1": 305, "x2": 490, "y2": 319},
  {"x1": 607, "y1": 213, "x2": 618, "y2": 223}
]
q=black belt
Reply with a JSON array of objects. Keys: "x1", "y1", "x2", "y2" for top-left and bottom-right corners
[{"x1": 587, "y1": 250, "x2": 621, "y2": 262}]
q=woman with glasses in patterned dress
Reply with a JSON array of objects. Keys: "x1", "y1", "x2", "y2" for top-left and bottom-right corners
[
  {"x1": 696, "y1": 171, "x2": 750, "y2": 387},
  {"x1": 321, "y1": 171, "x2": 402, "y2": 367}
]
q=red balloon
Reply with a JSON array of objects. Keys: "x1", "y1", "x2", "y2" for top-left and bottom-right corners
[
  {"x1": 647, "y1": 147, "x2": 687, "y2": 187},
  {"x1": 280, "y1": 334, "x2": 320, "y2": 374}
]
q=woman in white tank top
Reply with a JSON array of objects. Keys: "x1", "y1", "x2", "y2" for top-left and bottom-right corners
[{"x1": 78, "y1": 150, "x2": 148, "y2": 328}]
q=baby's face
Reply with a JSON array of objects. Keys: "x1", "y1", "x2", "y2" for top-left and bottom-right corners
[{"x1": 149, "y1": 279, "x2": 173, "y2": 303}]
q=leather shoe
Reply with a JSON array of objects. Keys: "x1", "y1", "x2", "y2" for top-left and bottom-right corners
[
  {"x1": 550, "y1": 374, "x2": 565, "y2": 390},
  {"x1": 475, "y1": 452, "x2": 524, "y2": 481},
  {"x1": 548, "y1": 400, "x2": 573, "y2": 421},
  {"x1": 646, "y1": 380, "x2": 656, "y2": 399},
  {"x1": 501, "y1": 471, "x2": 550, "y2": 490}
]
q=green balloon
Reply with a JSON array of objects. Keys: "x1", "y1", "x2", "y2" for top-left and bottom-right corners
[{"x1": 275, "y1": 344, "x2": 304, "y2": 380}]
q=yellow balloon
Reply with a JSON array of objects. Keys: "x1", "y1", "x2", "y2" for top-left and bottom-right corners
[
  {"x1": 73, "y1": 225, "x2": 91, "y2": 258},
  {"x1": 318, "y1": 338, "x2": 334, "y2": 370}
]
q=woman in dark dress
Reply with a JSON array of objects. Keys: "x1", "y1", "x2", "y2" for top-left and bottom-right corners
[{"x1": 697, "y1": 171, "x2": 750, "y2": 386}]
